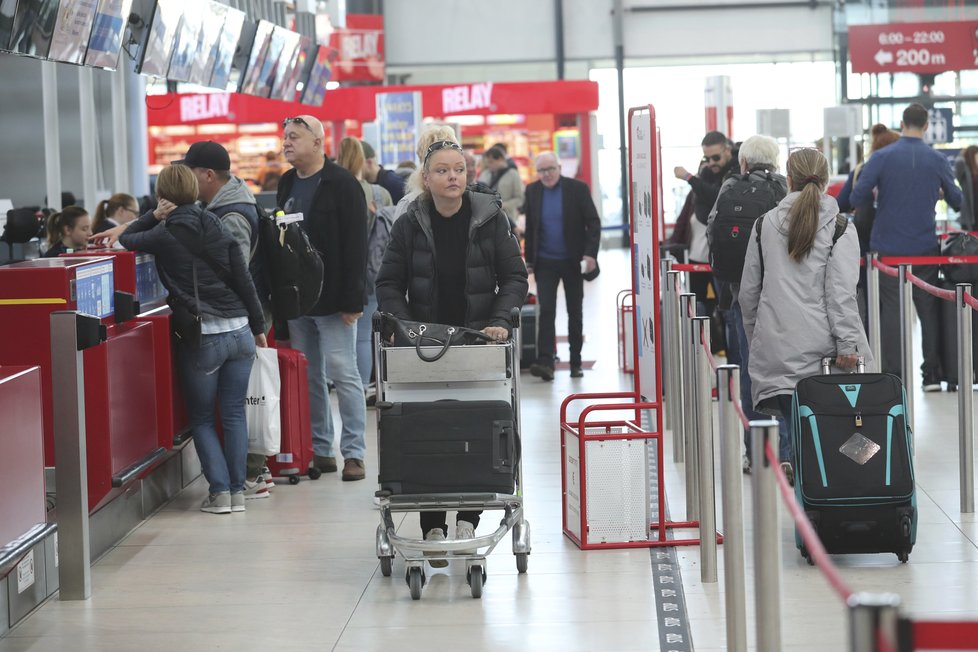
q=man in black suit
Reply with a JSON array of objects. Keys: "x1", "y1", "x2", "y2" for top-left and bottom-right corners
[{"x1": 523, "y1": 152, "x2": 601, "y2": 381}]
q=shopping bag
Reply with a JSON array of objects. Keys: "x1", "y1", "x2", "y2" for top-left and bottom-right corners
[{"x1": 246, "y1": 347, "x2": 282, "y2": 456}]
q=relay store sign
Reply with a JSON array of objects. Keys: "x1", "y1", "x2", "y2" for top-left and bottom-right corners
[
  {"x1": 179, "y1": 93, "x2": 231, "y2": 122},
  {"x1": 441, "y1": 83, "x2": 494, "y2": 114},
  {"x1": 849, "y1": 21, "x2": 978, "y2": 74},
  {"x1": 329, "y1": 14, "x2": 384, "y2": 82}
]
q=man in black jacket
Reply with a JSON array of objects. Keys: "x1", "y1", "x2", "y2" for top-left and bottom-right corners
[
  {"x1": 522, "y1": 152, "x2": 601, "y2": 381},
  {"x1": 277, "y1": 115, "x2": 369, "y2": 481}
]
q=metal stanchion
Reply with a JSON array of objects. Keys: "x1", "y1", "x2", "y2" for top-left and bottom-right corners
[
  {"x1": 751, "y1": 420, "x2": 782, "y2": 652},
  {"x1": 866, "y1": 253, "x2": 882, "y2": 370},
  {"x1": 957, "y1": 284, "x2": 975, "y2": 514},
  {"x1": 666, "y1": 270, "x2": 686, "y2": 464},
  {"x1": 51, "y1": 311, "x2": 106, "y2": 600},
  {"x1": 898, "y1": 264, "x2": 915, "y2": 436},
  {"x1": 717, "y1": 365, "x2": 747, "y2": 652},
  {"x1": 848, "y1": 593, "x2": 901, "y2": 652},
  {"x1": 660, "y1": 258, "x2": 674, "y2": 432},
  {"x1": 679, "y1": 293, "x2": 699, "y2": 521},
  {"x1": 693, "y1": 316, "x2": 717, "y2": 583}
]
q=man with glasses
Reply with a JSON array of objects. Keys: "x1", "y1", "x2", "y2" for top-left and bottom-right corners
[
  {"x1": 276, "y1": 115, "x2": 369, "y2": 481},
  {"x1": 523, "y1": 152, "x2": 601, "y2": 381}
]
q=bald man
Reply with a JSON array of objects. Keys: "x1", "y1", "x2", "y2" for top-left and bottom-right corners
[
  {"x1": 276, "y1": 115, "x2": 369, "y2": 481},
  {"x1": 522, "y1": 152, "x2": 601, "y2": 381}
]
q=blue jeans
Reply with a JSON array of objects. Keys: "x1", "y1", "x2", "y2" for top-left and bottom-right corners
[
  {"x1": 177, "y1": 325, "x2": 256, "y2": 495},
  {"x1": 356, "y1": 294, "x2": 379, "y2": 387},
  {"x1": 289, "y1": 313, "x2": 366, "y2": 460},
  {"x1": 730, "y1": 300, "x2": 791, "y2": 462}
]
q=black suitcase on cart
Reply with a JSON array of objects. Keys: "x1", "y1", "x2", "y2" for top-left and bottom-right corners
[
  {"x1": 791, "y1": 365, "x2": 917, "y2": 563},
  {"x1": 378, "y1": 400, "x2": 518, "y2": 495},
  {"x1": 520, "y1": 301, "x2": 537, "y2": 369}
]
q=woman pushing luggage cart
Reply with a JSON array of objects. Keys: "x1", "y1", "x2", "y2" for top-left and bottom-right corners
[{"x1": 373, "y1": 135, "x2": 529, "y2": 599}]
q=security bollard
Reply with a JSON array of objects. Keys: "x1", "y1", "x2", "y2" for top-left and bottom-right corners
[
  {"x1": 667, "y1": 271, "x2": 686, "y2": 464},
  {"x1": 866, "y1": 253, "x2": 882, "y2": 369},
  {"x1": 679, "y1": 293, "x2": 699, "y2": 521},
  {"x1": 848, "y1": 593, "x2": 901, "y2": 652},
  {"x1": 661, "y1": 258, "x2": 674, "y2": 430},
  {"x1": 751, "y1": 420, "x2": 782, "y2": 652},
  {"x1": 692, "y1": 316, "x2": 717, "y2": 583},
  {"x1": 957, "y1": 284, "x2": 975, "y2": 514},
  {"x1": 898, "y1": 264, "x2": 915, "y2": 436},
  {"x1": 717, "y1": 365, "x2": 747, "y2": 652}
]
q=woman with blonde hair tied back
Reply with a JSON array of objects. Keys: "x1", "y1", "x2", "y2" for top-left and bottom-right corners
[{"x1": 739, "y1": 148, "x2": 873, "y2": 484}]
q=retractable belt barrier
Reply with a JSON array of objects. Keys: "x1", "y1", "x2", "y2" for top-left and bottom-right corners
[{"x1": 663, "y1": 257, "x2": 978, "y2": 651}]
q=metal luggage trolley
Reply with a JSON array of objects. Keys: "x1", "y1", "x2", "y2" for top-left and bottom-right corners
[{"x1": 372, "y1": 310, "x2": 531, "y2": 600}]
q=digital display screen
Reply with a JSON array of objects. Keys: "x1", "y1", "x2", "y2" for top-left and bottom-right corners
[
  {"x1": 84, "y1": 0, "x2": 132, "y2": 69},
  {"x1": 165, "y1": 0, "x2": 200, "y2": 82},
  {"x1": 238, "y1": 19, "x2": 272, "y2": 96},
  {"x1": 138, "y1": 0, "x2": 181, "y2": 77},
  {"x1": 270, "y1": 28, "x2": 302, "y2": 102},
  {"x1": 0, "y1": 0, "x2": 17, "y2": 52},
  {"x1": 300, "y1": 46, "x2": 334, "y2": 107},
  {"x1": 134, "y1": 253, "x2": 167, "y2": 305},
  {"x1": 249, "y1": 23, "x2": 286, "y2": 98},
  {"x1": 75, "y1": 260, "x2": 114, "y2": 319},
  {"x1": 8, "y1": 0, "x2": 61, "y2": 58},
  {"x1": 48, "y1": 0, "x2": 98, "y2": 64},
  {"x1": 207, "y1": 4, "x2": 243, "y2": 90},
  {"x1": 188, "y1": 0, "x2": 224, "y2": 86}
]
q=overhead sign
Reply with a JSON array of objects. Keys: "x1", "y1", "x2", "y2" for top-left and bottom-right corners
[
  {"x1": 849, "y1": 21, "x2": 978, "y2": 74},
  {"x1": 329, "y1": 14, "x2": 384, "y2": 82},
  {"x1": 376, "y1": 91, "x2": 422, "y2": 167},
  {"x1": 924, "y1": 108, "x2": 954, "y2": 145}
]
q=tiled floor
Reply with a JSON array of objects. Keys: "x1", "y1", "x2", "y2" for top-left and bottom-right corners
[{"x1": 3, "y1": 248, "x2": 977, "y2": 651}]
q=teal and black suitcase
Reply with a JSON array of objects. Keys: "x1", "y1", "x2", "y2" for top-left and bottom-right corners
[{"x1": 791, "y1": 361, "x2": 916, "y2": 563}]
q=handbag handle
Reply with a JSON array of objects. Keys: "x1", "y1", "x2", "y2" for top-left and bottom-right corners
[{"x1": 413, "y1": 324, "x2": 494, "y2": 363}]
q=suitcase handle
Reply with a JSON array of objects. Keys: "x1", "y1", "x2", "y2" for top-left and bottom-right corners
[{"x1": 821, "y1": 356, "x2": 865, "y2": 375}]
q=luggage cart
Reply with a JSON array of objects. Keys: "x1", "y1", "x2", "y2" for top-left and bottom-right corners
[{"x1": 372, "y1": 309, "x2": 530, "y2": 600}]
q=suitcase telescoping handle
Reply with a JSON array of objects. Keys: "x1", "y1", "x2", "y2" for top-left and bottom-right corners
[{"x1": 821, "y1": 356, "x2": 865, "y2": 375}]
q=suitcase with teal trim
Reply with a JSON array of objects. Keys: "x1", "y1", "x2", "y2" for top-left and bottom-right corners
[{"x1": 791, "y1": 359, "x2": 916, "y2": 563}]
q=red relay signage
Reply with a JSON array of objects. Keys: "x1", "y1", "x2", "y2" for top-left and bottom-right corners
[
  {"x1": 329, "y1": 14, "x2": 384, "y2": 82},
  {"x1": 849, "y1": 21, "x2": 978, "y2": 74}
]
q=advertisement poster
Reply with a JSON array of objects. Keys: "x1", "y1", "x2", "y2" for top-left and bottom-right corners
[
  {"x1": 629, "y1": 109, "x2": 658, "y2": 404},
  {"x1": 48, "y1": 0, "x2": 99, "y2": 64},
  {"x1": 376, "y1": 91, "x2": 422, "y2": 168}
]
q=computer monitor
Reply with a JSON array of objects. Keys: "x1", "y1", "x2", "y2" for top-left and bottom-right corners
[
  {"x1": 84, "y1": 0, "x2": 134, "y2": 69},
  {"x1": 7, "y1": 0, "x2": 60, "y2": 58},
  {"x1": 48, "y1": 0, "x2": 99, "y2": 64},
  {"x1": 269, "y1": 28, "x2": 302, "y2": 102},
  {"x1": 237, "y1": 18, "x2": 272, "y2": 96},
  {"x1": 300, "y1": 45, "x2": 335, "y2": 107},
  {"x1": 249, "y1": 23, "x2": 287, "y2": 98},
  {"x1": 187, "y1": 0, "x2": 224, "y2": 86},
  {"x1": 206, "y1": 3, "x2": 243, "y2": 90},
  {"x1": 135, "y1": 0, "x2": 181, "y2": 77},
  {"x1": 165, "y1": 0, "x2": 200, "y2": 82}
]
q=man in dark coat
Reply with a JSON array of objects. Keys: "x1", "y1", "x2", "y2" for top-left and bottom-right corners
[{"x1": 522, "y1": 152, "x2": 601, "y2": 381}]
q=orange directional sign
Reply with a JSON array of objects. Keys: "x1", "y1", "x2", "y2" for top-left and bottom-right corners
[{"x1": 849, "y1": 21, "x2": 978, "y2": 74}]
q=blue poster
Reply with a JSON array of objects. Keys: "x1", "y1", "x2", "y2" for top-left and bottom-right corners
[
  {"x1": 376, "y1": 91, "x2": 423, "y2": 168},
  {"x1": 75, "y1": 260, "x2": 114, "y2": 319}
]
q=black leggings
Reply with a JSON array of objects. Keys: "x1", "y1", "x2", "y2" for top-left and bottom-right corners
[{"x1": 420, "y1": 511, "x2": 482, "y2": 536}]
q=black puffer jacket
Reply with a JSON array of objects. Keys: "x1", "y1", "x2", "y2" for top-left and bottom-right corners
[
  {"x1": 375, "y1": 190, "x2": 528, "y2": 331},
  {"x1": 119, "y1": 204, "x2": 265, "y2": 335}
]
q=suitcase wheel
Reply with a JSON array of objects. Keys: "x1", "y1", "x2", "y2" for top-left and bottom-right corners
[
  {"x1": 288, "y1": 475, "x2": 300, "y2": 485},
  {"x1": 308, "y1": 467, "x2": 322, "y2": 480},
  {"x1": 799, "y1": 546, "x2": 814, "y2": 566},
  {"x1": 897, "y1": 550, "x2": 909, "y2": 564}
]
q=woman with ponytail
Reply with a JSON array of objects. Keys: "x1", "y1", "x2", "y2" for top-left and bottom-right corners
[
  {"x1": 739, "y1": 148, "x2": 873, "y2": 482},
  {"x1": 92, "y1": 193, "x2": 139, "y2": 234},
  {"x1": 42, "y1": 206, "x2": 91, "y2": 257}
]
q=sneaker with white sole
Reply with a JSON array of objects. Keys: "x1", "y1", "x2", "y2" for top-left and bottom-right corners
[
  {"x1": 243, "y1": 477, "x2": 270, "y2": 500},
  {"x1": 424, "y1": 528, "x2": 448, "y2": 568},
  {"x1": 742, "y1": 453, "x2": 752, "y2": 475},
  {"x1": 261, "y1": 466, "x2": 274, "y2": 493},
  {"x1": 230, "y1": 492, "x2": 245, "y2": 513},
  {"x1": 454, "y1": 520, "x2": 477, "y2": 555},
  {"x1": 200, "y1": 492, "x2": 231, "y2": 514}
]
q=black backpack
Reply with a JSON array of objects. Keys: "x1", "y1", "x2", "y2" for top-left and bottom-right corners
[
  {"x1": 941, "y1": 231, "x2": 978, "y2": 284},
  {"x1": 258, "y1": 206, "x2": 325, "y2": 321},
  {"x1": 708, "y1": 170, "x2": 786, "y2": 282}
]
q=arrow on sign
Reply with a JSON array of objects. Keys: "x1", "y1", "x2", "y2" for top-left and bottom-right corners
[{"x1": 875, "y1": 49, "x2": 894, "y2": 65}]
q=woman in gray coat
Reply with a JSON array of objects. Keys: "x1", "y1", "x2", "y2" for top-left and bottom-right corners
[{"x1": 739, "y1": 148, "x2": 874, "y2": 481}]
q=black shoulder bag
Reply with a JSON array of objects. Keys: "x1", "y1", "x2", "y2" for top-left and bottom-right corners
[
  {"x1": 379, "y1": 312, "x2": 495, "y2": 362},
  {"x1": 166, "y1": 221, "x2": 235, "y2": 347}
]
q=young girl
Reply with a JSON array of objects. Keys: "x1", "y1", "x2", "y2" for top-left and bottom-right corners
[
  {"x1": 42, "y1": 206, "x2": 91, "y2": 257},
  {"x1": 739, "y1": 148, "x2": 874, "y2": 483}
]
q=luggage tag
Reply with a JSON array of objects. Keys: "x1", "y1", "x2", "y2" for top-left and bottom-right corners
[{"x1": 840, "y1": 432, "x2": 881, "y2": 465}]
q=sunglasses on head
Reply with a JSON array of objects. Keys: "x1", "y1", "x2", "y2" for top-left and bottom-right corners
[
  {"x1": 702, "y1": 154, "x2": 723, "y2": 163},
  {"x1": 423, "y1": 140, "x2": 463, "y2": 164},
  {"x1": 282, "y1": 117, "x2": 313, "y2": 131}
]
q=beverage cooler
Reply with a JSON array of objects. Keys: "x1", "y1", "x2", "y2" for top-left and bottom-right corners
[{"x1": 0, "y1": 257, "x2": 164, "y2": 513}]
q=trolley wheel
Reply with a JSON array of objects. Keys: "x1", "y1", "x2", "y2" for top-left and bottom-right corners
[
  {"x1": 466, "y1": 565, "x2": 486, "y2": 599},
  {"x1": 379, "y1": 556, "x2": 393, "y2": 577},
  {"x1": 407, "y1": 567, "x2": 425, "y2": 600},
  {"x1": 308, "y1": 467, "x2": 322, "y2": 480},
  {"x1": 288, "y1": 475, "x2": 300, "y2": 485},
  {"x1": 897, "y1": 550, "x2": 910, "y2": 564},
  {"x1": 515, "y1": 552, "x2": 529, "y2": 574}
]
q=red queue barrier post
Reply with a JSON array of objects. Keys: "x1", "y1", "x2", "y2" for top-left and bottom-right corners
[
  {"x1": 616, "y1": 289, "x2": 636, "y2": 375},
  {"x1": 679, "y1": 293, "x2": 699, "y2": 521},
  {"x1": 956, "y1": 284, "x2": 975, "y2": 514},
  {"x1": 692, "y1": 316, "x2": 718, "y2": 583}
]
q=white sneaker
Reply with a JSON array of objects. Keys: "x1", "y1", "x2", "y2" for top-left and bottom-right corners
[
  {"x1": 230, "y1": 492, "x2": 245, "y2": 513},
  {"x1": 742, "y1": 453, "x2": 752, "y2": 475},
  {"x1": 261, "y1": 466, "x2": 275, "y2": 493},
  {"x1": 200, "y1": 492, "x2": 231, "y2": 514},
  {"x1": 424, "y1": 528, "x2": 448, "y2": 568},
  {"x1": 243, "y1": 477, "x2": 270, "y2": 500},
  {"x1": 455, "y1": 520, "x2": 477, "y2": 555}
]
